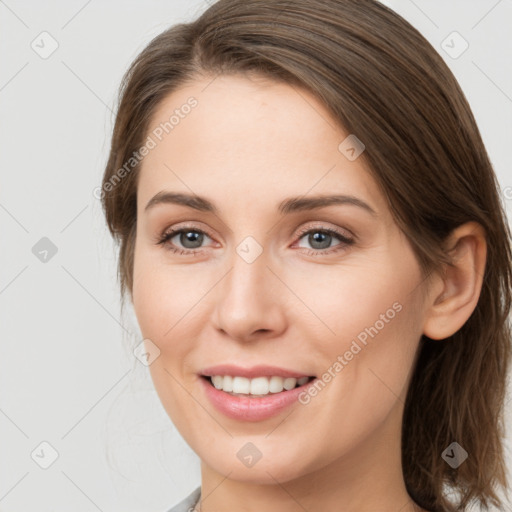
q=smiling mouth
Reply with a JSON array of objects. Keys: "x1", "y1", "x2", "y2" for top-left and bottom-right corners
[{"x1": 201, "y1": 375, "x2": 316, "y2": 397}]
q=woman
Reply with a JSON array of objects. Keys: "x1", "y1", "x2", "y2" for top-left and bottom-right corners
[{"x1": 100, "y1": 0, "x2": 512, "y2": 510}]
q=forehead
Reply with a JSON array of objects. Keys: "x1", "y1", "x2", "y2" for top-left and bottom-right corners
[{"x1": 137, "y1": 74, "x2": 384, "y2": 215}]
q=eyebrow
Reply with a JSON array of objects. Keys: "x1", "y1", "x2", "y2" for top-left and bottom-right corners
[{"x1": 144, "y1": 191, "x2": 377, "y2": 216}]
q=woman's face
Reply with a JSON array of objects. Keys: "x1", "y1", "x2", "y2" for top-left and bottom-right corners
[{"x1": 132, "y1": 74, "x2": 429, "y2": 484}]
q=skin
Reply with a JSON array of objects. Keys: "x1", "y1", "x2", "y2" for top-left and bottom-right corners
[{"x1": 131, "y1": 74, "x2": 487, "y2": 512}]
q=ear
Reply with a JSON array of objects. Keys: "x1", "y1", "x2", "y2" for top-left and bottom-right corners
[{"x1": 422, "y1": 222, "x2": 487, "y2": 340}]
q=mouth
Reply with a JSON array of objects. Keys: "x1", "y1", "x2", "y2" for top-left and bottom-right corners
[
  {"x1": 199, "y1": 371, "x2": 319, "y2": 421},
  {"x1": 200, "y1": 374, "x2": 316, "y2": 397}
]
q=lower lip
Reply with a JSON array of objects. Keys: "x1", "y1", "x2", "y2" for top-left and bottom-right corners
[{"x1": 199, "y1": 376, "x2": 317, "y2": 422}]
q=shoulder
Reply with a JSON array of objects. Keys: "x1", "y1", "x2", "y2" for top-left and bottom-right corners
[{"x1": 165, "y1": 486, "x2": 201, "y2": 512}]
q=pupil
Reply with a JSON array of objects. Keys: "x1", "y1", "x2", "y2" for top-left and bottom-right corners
[
  {"x1": 181, "y1": 231, "x2": 203, "y2": 249},
  {"x1": 310, "y1": 232, "x2": 331, "y2": 249}
]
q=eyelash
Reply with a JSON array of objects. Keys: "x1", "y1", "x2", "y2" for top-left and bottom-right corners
[{"x1": 156, "y1": 223, "x2": 354, "y2": 257}]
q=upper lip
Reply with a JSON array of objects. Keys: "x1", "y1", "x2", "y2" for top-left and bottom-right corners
[{"x1": 200, "y1": 364, "x2": 315, "y2": 379}]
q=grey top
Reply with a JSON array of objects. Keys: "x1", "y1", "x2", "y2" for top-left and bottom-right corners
[{"x1": 166, "y1": 486, "x2": 201, "y2": 512}]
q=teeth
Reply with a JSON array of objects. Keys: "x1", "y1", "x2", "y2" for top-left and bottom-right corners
[{"x1": 209, "y1": 375, "x2": 311, "y2": 395}]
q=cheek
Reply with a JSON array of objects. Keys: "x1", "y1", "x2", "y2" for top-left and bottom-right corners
[
  {"x1": 131, "y1": 250, "x2": 205, "y2": 426},
  {"x1": 132, "y1": 244, "x2": 176, "y2": 342},
  {"x1": 288, "y1": 251, "x2": 423, "y2": 407},
  {"x1": 132, "y1": 267, "x2": 183, "y2": 344},
  {"x1": 131, "y1": 247, "x2": 215, "y2": 353},
  {"x1": 282, "y1": 254, "x2": 417, "y2": 348}
]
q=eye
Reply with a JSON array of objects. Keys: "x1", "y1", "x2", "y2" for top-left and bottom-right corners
[
  {"x1": 294, "y1": 226, "x2": 354, "y2": 255},
  {"x1": 156, "y1": 225, "x2": 214, "y2": 255}
]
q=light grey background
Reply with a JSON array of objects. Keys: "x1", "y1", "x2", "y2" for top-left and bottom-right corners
[{"x1": 1, "y1": 1, "x2": 511, "y2": 510}]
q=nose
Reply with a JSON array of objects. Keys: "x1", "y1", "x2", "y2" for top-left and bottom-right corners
[{"x1": 211, "y1": 243, "x2": 287, "y2": 343}]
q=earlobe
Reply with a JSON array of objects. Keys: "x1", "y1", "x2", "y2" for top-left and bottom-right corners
[{"x1": 422, "y1": 222, "x2": 487, "y2": 341}]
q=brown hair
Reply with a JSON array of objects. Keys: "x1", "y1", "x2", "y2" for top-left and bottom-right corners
[{"x1": 101, "y1": 1, "x2": 512, "y2": 510}]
